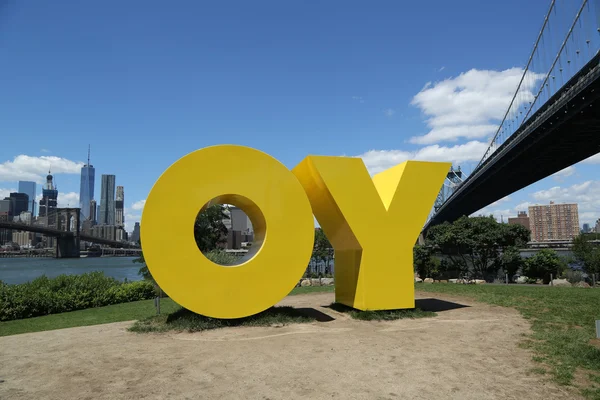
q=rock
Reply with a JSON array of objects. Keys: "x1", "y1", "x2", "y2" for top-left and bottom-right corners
[
  {"x1": 320, "y1": 278, "x2": 334, "y2": 286},
  {"x1": 300, "y1": 279, "x2": 312, "y2": 287},
  {"x1": 414, "y1": 277, "x2": 423, "y2": 283},
  {"x1": 550, "y1": 279, "x2": 571, "y2": 287},
  {"x1": 310, "y1": 278, "x2": 322, "y2": 287},
  {"x1": 439, "y1": 280, "x2": 448, "y2": 283},
  {"x1": 448, "y1": 279, "x2": 458, "y2": 284},
  {"x1": 423, "y1": 278, "x2": 434, "y2": 284},
  {"x1": 434, "y1": 280, "x2": 440, "y2": 283},
  {"x1": 536, "y1": 279, "x2": 544, "y2": 285},
  {"x1": 516, "y1": 276, "x2": 529, "y2": 284},
  {"x1": 474, "y1": 279, "x2": 486, "y2": 285},
  {"x1": 414, "y1": 272, "x2": 420, "y2": 279},
  {"x1": 574, "y1": 281, "x2": 591, "y2": 288}
]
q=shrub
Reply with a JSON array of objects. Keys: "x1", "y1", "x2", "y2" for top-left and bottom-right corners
[
  {"x1": 565, "y1": 269, "x2": 584, "y2": 284},
  {"x1": 203, "y1": 249, "x2": 239, "y2": 265},
  {"x1": 0, "y1": 272, "x2": 156, "y2": 321}
]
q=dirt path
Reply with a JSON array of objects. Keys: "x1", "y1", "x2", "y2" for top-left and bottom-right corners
[{"x1": 0, "y1": 292, "x2": 579, "y2": 400}]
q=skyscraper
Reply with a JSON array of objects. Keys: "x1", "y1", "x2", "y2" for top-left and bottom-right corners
[
  {"x1": 131, "y1": 222, "x2": 140, "y2": 243},
  {"x1": 90, "y1": 199, "x2": 97, "y2": 223},
  {"x1": 115, "y1": 186, "x2": 125, "y2": 240},
  {"x1": 98, "y1": 174, "x2": 116, "y2": 225},
  {"x1": 39, "y1": 172, "x2": 58, "y2": 220},
  {"x1": 79, "y1": 146, "x2": 95, "y2": 221},
  {"x1": 18, "y1": 181, "x2": 36, "y2": 216}
]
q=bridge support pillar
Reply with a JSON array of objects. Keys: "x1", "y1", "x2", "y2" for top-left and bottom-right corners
[{"x1": 56, "y1": 236, "x2": 80, "y2": 258}]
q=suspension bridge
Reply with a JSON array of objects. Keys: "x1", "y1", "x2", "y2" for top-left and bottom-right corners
[{"x1": 426, "y1": 0, "x2": 600, "y2": 231}]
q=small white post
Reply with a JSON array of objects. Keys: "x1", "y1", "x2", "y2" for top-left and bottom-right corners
[{"x1": 550, "y1": 273, "x2": 553, "y2": 286}]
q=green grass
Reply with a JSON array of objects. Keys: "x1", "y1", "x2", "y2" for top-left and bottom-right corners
[
  {"x1": 289, "y1": 285, "x2": 334, "y2": 295},
  {"x1": 329, "y1": 302, "x2": 436, "y2": 320},
  {"x1": 129, "y1": 305, "x2": 314, "y2": 333},
  {"x1": 416, "y1": 284, "x2": 600, "y2": 399},
  {"x1": 0, "y1": 285, "x2": 332, "y2": 337}
]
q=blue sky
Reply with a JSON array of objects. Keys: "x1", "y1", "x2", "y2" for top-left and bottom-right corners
[{"x1": 1, "y1": 0, "x2": 599, "y2": 232}]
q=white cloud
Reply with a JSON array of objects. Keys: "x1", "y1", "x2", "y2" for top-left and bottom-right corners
[
  {"x1": 438, "y1": 66, "x2": 445, "y2": 72},
  {"x1": 358, "y1": 140, "x2": 488, "y2": 175},
  {"x1": 131, "y1": 199, "x2": 146, "y2": 211},
  {"x1": 531, "y1": 181, "x2": 600, "y2": 224},
  {"x1": 475, "y1": 181, "x2": 600, "y2": 225},
  {"x1": 383, "y1": 108, "x2": 395, "y2": 117},
  {"x1": 0, "y1": 188, "x2": 17, "y2": 199},
  {"x1": 409, "y1": 68, "x2": 544, "y2": 145},
  {"x1": 0, "y1": 155, "x2": 83, "y2": 183},
  {"x1": 552, "y1": 166, "x2": 576, "y2": 182},
  {"x1": 124, "y1": 211, "x2": 141, "y2": 232},
  {"x1": 351, "y1": 96, "x2": 365, "y2": 104},
  {"x1": 57, "y1": 192, "x2": 79, "y2": 208},
  {"x1": 40, "y1": 149, "x2": 50, "y2": 153},
  {"x1": 582, "y1": 153, "x2": 600, "y2": 164}
]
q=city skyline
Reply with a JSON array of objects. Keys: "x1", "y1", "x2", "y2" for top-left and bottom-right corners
[{"x1": 0, "y1": 1, "x2": 599, "y2": 231}]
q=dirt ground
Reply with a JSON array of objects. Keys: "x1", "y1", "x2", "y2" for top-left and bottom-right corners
[{"x1": 0, "y1": 292, "x2": 580, "y2": 400}]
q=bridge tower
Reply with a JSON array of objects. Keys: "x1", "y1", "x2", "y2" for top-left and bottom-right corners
[
  {"x1": 433, "y1": 166, "x2": 464, "y2": 213},
  {"x1": 54, "y1": 208, "x2": 81, "y2": 258}
]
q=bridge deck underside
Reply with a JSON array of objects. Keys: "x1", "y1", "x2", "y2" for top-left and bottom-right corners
[{"x1": 429, "y1": 67, "x2": 600, "y2": 226}]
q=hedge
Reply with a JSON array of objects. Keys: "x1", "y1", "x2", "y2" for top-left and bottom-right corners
[{"x1": 0, "y1": 272, "x2": 156, "y2": 321}]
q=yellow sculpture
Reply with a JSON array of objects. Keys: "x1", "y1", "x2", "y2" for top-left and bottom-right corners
[
  {"x1": 293, "y1": 157, "x2": 449, "y2": 310},
  {"x1": 141, "y1": 145, "x2": 315, "y2": 319},
  {"x1": 142, "y1": 144, "x2": 449, "y2": 318}
]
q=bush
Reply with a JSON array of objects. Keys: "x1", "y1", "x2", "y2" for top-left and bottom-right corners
[
  {"x1": 565, "y1": 269, "x2": 584, "y2": 284},
  {"x1": 203, "y1": 249, "x2": 239, "y2": 265},
  {"x1": 523, "y1": 249, "x2": 566, "y2": 284},
  {"x1": 0, "y1": 272, "x2": 156, "y2": 321}
]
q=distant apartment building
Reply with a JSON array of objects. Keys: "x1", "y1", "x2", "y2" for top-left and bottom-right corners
[
  {"x1": 528, "y1": 202, "x2": 580, "y2": 241},
  {"x1": 508, "y1": 211, "x2": 530, "y2": 232},
  {"x1": 596, "y1": 218, "x2": 600, "y2": 233},
  {"x1": 18, "y1": 181, "x2": 36, "y2": 216}
]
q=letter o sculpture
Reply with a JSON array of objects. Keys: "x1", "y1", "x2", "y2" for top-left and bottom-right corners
[{"x1": 141, "y1": 145, "x2": 315, "y2": 319}]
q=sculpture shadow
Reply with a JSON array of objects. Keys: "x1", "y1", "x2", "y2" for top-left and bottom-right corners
[
  {"x1": 133, "y1": 305, "x2": 335, "y2": 333},
  {"x1": 415, "y1": 298, "x2": 470, "y2": 312},
  {"x1": 295, "y1": 307, "x2": 335, "y2": 322}
]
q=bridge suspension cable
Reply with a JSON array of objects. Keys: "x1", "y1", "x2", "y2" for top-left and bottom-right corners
[{"x1": 475, "y1": 0, "x2": 598, "y2": 171}]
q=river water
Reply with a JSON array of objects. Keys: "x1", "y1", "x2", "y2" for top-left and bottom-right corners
[{"x1": 0, "y1": 257, "x2": 143, "y2": 285}]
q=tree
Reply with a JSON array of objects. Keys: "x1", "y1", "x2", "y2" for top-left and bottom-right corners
[
  {"x1": 311, "y1": 228, "x2": 333, "y2": 275},
  {"x1": 523, "y1": 249, "x2": 565, "y2": 283},
  {"x1": 499, "y1": 246, "x2": 523, "y2": 279},
  {"x1": 194, "y1": 204, "x2": 229, "y2": 252},
  {"x1": 426, "y1": 216, "x2": 530, "y2": 280},
  {"x1": 572, "y1": 234, "x2": 600, "y2": 284},
  {"x1": 413, "y1": 245, "x2": 440, "y2": 279}
]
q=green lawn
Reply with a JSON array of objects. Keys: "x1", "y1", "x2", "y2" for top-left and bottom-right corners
[
  {"x1": 416, "y1": 284, "x2": 600, "y2": 399},
  {"x1": 0, "y1": 285, "x2": 334, "y2": 337}
]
